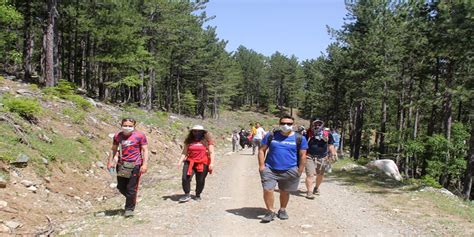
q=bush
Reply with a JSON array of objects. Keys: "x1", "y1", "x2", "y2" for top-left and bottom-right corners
[
  {"x1": 42, "y1": 80, "x2": 92, "y2": 110},
  {"x1": 421, "y1": 175, "x2": 442, "y2": 188},
  {"x1": 63, "y1": 107, "x2": 85, "y2": 124},
  {"x1": 63, "y1": 94, "x2": 92, "y2": 110},
  {"x1": 3, "y1": 96, "x2": 41, "y2": 120}
]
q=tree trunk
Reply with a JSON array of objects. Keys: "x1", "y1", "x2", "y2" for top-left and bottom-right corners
[
  {"x1": 379, "y1": 79, "x2": 388, "y2": 157},
  {"x1": 440, "y1": 60, "x2": 454, "y2": 188},
  {"x1": 147, "y1": 68, "x2": 154, "y2": 110},
  {"x1": 462, "y1": 119, "x2": 474, "y2": 200},
  {"x1": 22, "y1": 0, "x2": 34, "y2": 82},
  {"x1": 44, "y1": 0, "x2": 58, "y2": 87},
  {"x1": 353, "y1": 101, "x2": 364, "y2": 160}
]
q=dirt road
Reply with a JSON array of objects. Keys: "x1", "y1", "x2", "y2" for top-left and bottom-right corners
[{"x1": 68, "y1": 149, "x2": 430, "y2": 236}]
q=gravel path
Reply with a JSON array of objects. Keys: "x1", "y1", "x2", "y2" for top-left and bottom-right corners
[{"x1": 73, "y1": 149, "x2": 423, "y2": 236}]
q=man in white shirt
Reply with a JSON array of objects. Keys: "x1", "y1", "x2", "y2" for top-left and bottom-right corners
[{"x1": 253, "y1": 122, "x2": 266, "y2": 155}]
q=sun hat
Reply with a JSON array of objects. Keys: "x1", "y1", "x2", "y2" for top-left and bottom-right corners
[{"x1": 191, "y1": 125, "x2": 205, "y2": 131}]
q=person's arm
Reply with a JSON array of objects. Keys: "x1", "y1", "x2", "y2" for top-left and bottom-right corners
[
  {"x1": 328, "y1": 144, "x2": 337, "y2": 161},
  {"x1": 140, "y1": 144, "x2": 149, "y2": 174},
  {"x1": 298, "y1": 149, "x2": 307, "y2": 175},
  {"x1": 258, "y1": 144, "x2": 268, "y2": 172},
  {"x1": 208, "y1": 144, "x2": 215, "y2": 170},
  {"x1": 107, "y1": 144, "x2": 118, "y2": 169},
  {"x1": 177, "y1": 145, "x2": 188, "y2": 168}
]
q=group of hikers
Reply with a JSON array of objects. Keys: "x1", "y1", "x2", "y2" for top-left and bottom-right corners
[{"x1": 106, "y1": 116, "x2": 341, "y2": 222}]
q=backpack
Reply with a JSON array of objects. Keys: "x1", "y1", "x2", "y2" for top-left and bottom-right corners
[{"x1": 266, "y1": 131, "x2": 303, "y2": 166}]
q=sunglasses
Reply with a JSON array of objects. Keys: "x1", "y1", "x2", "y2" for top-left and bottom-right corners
[{"x1": 279, "y1": 122, "x2": 294, "y2": 126}]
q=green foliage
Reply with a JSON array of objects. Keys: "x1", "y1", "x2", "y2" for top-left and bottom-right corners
[
  {"x1": 63, "y1": 107, "x2": 86, "y2": 124},
  {"x1": 43, "y1": 80, "x2": 92, "y2": 110},
  {"x1": 3, "y1": 96, "x2": 41, "y2": 120},
  {"x1": 63, "y1": 95, "x2": 92, "y2": 110},
  {"x1": 420, "y1": 176, "x2": 442, "y2": 189},
  {"x1": 181, "y1": 90, "x2": 197, "y2": 116}
]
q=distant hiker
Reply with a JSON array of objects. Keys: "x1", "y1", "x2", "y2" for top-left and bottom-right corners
[
  {"x1": 305, "y1": 118, "x2": 336, "y2": 199},
  {"x1": 331, "y1": 128, "x2": 341, "y2": 156},
  {"x1": 239, "y1": 129, "x2": 251, "y2": 149},
  {"x1": 177, "y1": 125, "x2": 215, "y2": 202},
  {"x1": 258, "y1": 115, "x2": 308, "y2": 222},
  {"x1": 297, "y1": 125, "x2": 307, "y2": 137},
  {"x1": 231, "y1": 129, "x2": 240, "y2": 152},
  {"x1": 252, "y1": 122, "x2": 266, "y2": 155},
  {"x1": 250, "y1": 123, "x2": 257, "y2": 139},
  {"x1": 107, "y1": 118, "x2": 149, "y2": 217}
]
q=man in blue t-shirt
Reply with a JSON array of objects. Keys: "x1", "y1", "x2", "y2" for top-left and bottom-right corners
[{"x1": 258, "y1": 115, "x2": 308, "y2": 223}]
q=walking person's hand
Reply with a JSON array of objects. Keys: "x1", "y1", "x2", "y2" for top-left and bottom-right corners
[
  {"x1": 259, "y1": 165, "x2": 266, "y2": 172},
  {"x1": 140, "y1": 164, "x2": 148, "y2": 174}
]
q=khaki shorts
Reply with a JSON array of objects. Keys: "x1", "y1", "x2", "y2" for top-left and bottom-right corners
[{"x1": 305, "y1": 157, "x2": 326, "y2": 176}]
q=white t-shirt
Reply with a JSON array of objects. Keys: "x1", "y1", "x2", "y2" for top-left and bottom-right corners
[{"x1": 254, "y1": 127, "x2": 266, "y2": 140}]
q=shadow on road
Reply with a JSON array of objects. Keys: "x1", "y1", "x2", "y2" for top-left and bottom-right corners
[
  {"x1": 226, "y1": 207, "x2": 268, "y2": 220},
  {"x1": 162, "y1": 194, "x2": 183, "y2": 202},
  {"x1": 95, "y1": 209, "x2": 124, "y2": 216}
]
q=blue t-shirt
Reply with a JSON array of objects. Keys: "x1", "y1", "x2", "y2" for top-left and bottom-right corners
[
  {"x1": 332, "y1": 132, "x2": 340, "y2": 149},
  {"x1": 262, "y1": 132, "x2": 309, "y2": 171}
]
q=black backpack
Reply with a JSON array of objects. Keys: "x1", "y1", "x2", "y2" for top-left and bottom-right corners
[{"x1": 266, "y1": 131, "x2": 303, "y2": 166}]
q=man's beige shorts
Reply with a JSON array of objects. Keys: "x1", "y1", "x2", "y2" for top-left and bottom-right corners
[{"x1": 305, "y1": 157, "x2": 325, "y2": 176}]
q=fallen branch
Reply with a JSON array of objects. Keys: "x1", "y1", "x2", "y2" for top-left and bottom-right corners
[{"x1": 0, "y1": 113, "x2": 30, "y2": 147}]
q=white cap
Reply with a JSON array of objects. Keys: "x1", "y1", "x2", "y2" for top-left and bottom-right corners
[{"x1": 191, "y1": 125, "x2": 205, "y2": 131}]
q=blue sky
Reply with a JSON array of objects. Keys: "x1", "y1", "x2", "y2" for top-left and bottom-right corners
[{"x1": 204, "y1": 0, "x2": 348, "y2": 61}]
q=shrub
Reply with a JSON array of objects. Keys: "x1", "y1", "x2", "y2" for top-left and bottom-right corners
[
  {"x1": 421, "y1": 175, "x2": 442, "y2": 188},
  {"x1": 63, "y1": 107, "x2": 85, "y2": 124},
  {"x1": 42, "y1": 80, "x2": 91, "y2": 110},
  {"x1": 63, "y1": 94, "x2": 92, "y2": 110},
  {"x1": 3, "y1": 96, "x2": 41, "y2": 120}
]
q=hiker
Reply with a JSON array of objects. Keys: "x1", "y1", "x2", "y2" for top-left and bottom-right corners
[
  {"x1": 177, "y1": 125, "x2": 215, "y2": 202},
  {"x1": 252, "y1": 122, "x2": 266, "y2": 155},
  {"x1": 331, "y1": 127, "x2": 341, "y2": 157},
  {"x1": 239, "y1": 129, "x2": 249, "y2": 149},
  {"x1": 231, "y1": 129, "x2": 240, "y2": 152},
  {"x1": 258, "y1": 115, "x2": 308, "y2": 222},
  {"x1": 305, "y1": 118, "x2": 336, "y2": 199},
  {"x1": 107, "y1": 118, "x2": 149, "y2": 217}
]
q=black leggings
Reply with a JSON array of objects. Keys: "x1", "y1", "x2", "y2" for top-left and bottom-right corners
[{"x1": 182, "y1": 161, "x2": 209, "y2": 196}]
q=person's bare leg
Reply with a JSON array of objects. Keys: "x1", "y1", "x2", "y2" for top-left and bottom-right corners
[
  {"x1": 315, "y1": 174, "x2": 324, "y2": 193},
  {"x1": 263, "y1": 189, "x2": 274, "y2": 211},
  {"x1": 279, "y1": 190, "x2": 290, "y2": 208},
  {"x1": 305, "y1": 175, "x2": 314, "y2": 193}
]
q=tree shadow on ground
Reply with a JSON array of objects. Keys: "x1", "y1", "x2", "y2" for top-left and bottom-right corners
[
  {"x1": 162, "y1": 194, "x2": 183, "y2": 202},
  {"x1": 226, "y1": 207, "x2": 268, "y2": 220},
  {"x1": 94, "y1": 209, "x2": 124, "y2": 216}
]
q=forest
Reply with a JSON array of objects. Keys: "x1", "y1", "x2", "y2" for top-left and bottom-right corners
[{"x1": 0, "y1": 0, "x2": 472, "y2": 199}]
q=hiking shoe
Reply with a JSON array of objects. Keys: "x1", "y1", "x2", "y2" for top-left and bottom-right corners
[
  {"x1": 194, "y1": 195, "x2": 202, "y2": 201},
  {"x1": 306, "y1": 192, "x2": 315, "y2": 200},
  {"x1": 277, "y1": 209, "x2": 289, "y2": 220},
  {"x1": 124, "y1": 210, "x2": 134, "y2": 217},
  {"x1": 261, "y1": 212, "x2": 276, "y2": 223},
  {"x1": 179, "y1": 194, "x2": 191, "y2": 203},
  {"x1": 313, "y1": 186, "x2": 320, "y2": 195}
]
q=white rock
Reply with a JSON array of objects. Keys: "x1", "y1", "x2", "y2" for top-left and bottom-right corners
[
  {"x1": 27, "y1": 186, "x2": 37, "y2": 192},
  {"x1": 0, "y1": 224, "x2": 9, "y2": 233},
  {"x1": 4, "y1": 221, "x2": 21, "y2": 229},
  {"x1": 20, "y1": 180, "x2": 33, "y2": 187},
  {"x1": 96, "y1": 161, "x2": 105, "y2": 169},
  {"x1": 109, "y1": 183, "x2": 117, "y2": 188},
  {"x1": 301, "y1": 224, "x2": 313, "y2": 229},
  {"x1": 0, "y1": 200, "x2": 7, "y2": 208},
  {"x1": 366, "y1": 159, "x2": 403, "y2": 181}
]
